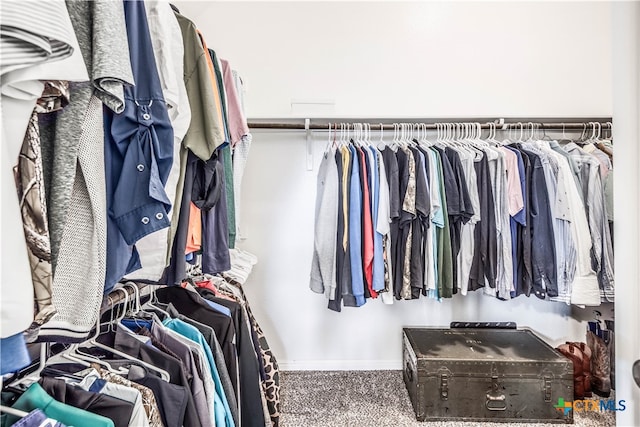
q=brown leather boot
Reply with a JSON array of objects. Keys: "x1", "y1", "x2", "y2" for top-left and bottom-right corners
[
  {"x1": 570, "y1": 342, "x2": 592, "y2": 397},
  {"x1": 557, "y1": 343, "x2": 585, "y2": 399},
  {"x1": 587, "y1": 331, "x2": 611, "y2": 397},
  {"x1": 605, "y1": 320, "x2": 615, "y2": 390}
]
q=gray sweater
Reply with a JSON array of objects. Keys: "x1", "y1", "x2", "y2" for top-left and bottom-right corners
[{"x1": 310, "y1": 149, "x2": 340, "y2": 300}]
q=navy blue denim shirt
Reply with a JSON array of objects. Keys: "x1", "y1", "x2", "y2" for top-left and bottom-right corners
[
  {"x1": 519, "y1": 147, "x2": 557, "y2": 298},
  {"x1": 505, "y1": 146, "x2": 528, "y2": 299},
  {"x1": 104, "y1": 0, "x2": 174, "y2": 292}
]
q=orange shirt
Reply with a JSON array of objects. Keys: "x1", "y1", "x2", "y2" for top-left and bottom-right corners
[{"x1": 185, "y1": 202, "x2": 202, "y2": 254}]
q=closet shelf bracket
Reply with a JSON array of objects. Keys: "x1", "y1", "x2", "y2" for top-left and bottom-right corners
[{"x1": 305, "y1": 118, "x2": 313, "y2": 171}]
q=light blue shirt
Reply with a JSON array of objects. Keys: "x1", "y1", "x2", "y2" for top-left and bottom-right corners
[
  {"x1": 203, "y1": 299, "x2": 232, "y2": 317},
  {"x1": 348, "y1": 145, "x2": 366, "y2": 306},
  {"x1": 163, "y1": 318, "x2": 235, "y2": 427}
]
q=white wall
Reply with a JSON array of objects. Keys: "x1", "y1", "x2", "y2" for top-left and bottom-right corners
[
  {"x1": 228, "y1": 130, "x2": 613, "y2": 371},
  {"x1": 175, "y1": 1, "x2": 616, "y2": 370},
  {"x1": 176, "y1": 1, "x2": 611, "y2": 118}
]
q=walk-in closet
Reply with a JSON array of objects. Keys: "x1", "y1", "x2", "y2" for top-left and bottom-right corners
[{"x1": 1, "y1": 1, "x2": 639, "y2": 426}]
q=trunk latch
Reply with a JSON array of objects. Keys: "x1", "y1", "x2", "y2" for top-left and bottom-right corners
[
  {"x1": 544, "y1": 376, "x2": 552, "y2": 402},
  {"x1": 440, "y1": 373, "x2": 449, "y2": 400},
  {"x1": 486, "y1": 375, "x2": 507, "y2": 411}
]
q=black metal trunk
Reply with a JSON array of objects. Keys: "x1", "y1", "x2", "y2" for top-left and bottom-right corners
[{"x1": 403, "y1": 327, "x2": 574, "y2": 423}]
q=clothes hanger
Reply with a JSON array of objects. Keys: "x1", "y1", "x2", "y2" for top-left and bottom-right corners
[
  {"x1": 342, "y1": 123, "x2": 349, "y2": 148},
  {"x1": 388, "y1": 123, "x2": 397, "y2": 150},
  {"x1": 79, "y1": 287, "x2": 171, "y2": 381},
  {"x1": 458, "y1": 122, "x2": 468, "y2": 145},
  {"x1": 504, "y1": 123, "x2": 513, "y2": 143},
  {"x1": 412, "y1": 123, "x2": 419, "y2": 144},
  {"x1": 537, "y1": 123, "x2": 552, "y2": 142},
  {"x1": 468, "y1": 122, "x2": 487, "y2": 149},
  {"x1": 434, "y1": 123, "x2": 446, "y2": 148},
  {"x1": 510, "y1": 123, "x2": 517, "y2": 143},
  {"x1": 325, "y1": 123, "x2": 333, "y2": 153},
  {"x1": 397, "y1": 123, "x2": 405, "y2": 148},
  {"x1": 0, "y1": 405, "x2": 29, "y2": 419},
  {"x1": 410, "y1": 123, "x2": 418, "y2": 147},
  {"x1": 486, "y1": 122, "x2": 498, "y2": 145},
  {"x1": 556, "y1": 122, "x2": 573, "y2": 145},
  {"x1": 331, "y1": 123, "x2": 339, "y2": 150},
  {"x1": 143, "y1": 286, "x2": 174, "y2": 320},
  {"x1": 402, "y1": 123, "x2": 412, "y2": 148},
  {"x1": 493, "y1": 122, "x2": 502, "y2": 145},
  {"x1": 346, "y1": 123, "x2": 354, "y2": 147},
  {"x1": 418, "y1": 123, "x2": 428, "y2": 146},
  {"x1": 459, "y1": 122, "x2": 470, "y2": 147},
  {"x1": 410, "y1": 123, "x2": 420, "y2": 147},
  {"x1": 575, "y1": 123, "x2": 588, "y2": 145},
  {"x1": 120, "y1": 282, "x2": 167, "y2": 326},
  {"x1": 408, "y1": 123, "x2": 417, "y2": 147},
  {"x1": 581, "y1": 122, "x2": 597, "y2": 150},
  {"x1": 439, "y1": 123, "x2": 455, "y2": 149},
  {"x1": 364, "y1": 123, "x2": 373, "y2": 148},
  {"x1": 524, "y1": 122, "x2": 533, "y2": 142},
  {"x1": 350, "y1": 123, "x2": 358, "y2": 148},
  {"x1": 57, "y1": 290, "x2": 129, "y2": 374},
  {"x1": 516, "y1": 122, "x2": 524, "y2": 143},
  {"x1": 377, "y1": 123, "x2": 385, "y2": 149},
  {"x1": 52, "y1": 294, "x2": 122, "y2": 371},
  {"x1": 460, "y1": 123, "x2": 473, "y2": 150},
  {"x1": 357, "y1": 123, "x2": 365, "y2": 147},
  {"x1": 449, "y1": 123, "x2": 457, "y2": 146}
]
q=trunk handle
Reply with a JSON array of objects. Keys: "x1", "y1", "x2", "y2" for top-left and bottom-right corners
[
  {"x1": 486, "y1": 375, "x2": 507, "y2": 411},
  {"x1": 486, "y1": 392, "x2": 507, "y2": 410}
]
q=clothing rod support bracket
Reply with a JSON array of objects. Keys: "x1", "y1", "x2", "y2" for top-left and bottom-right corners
[{"x1": 305, "y1": 118, "x2": 313, "y2": 171}]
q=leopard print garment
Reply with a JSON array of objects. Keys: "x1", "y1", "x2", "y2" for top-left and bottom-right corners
[
  {"x1": 94, "y1": 366, "x2": 164, "y2": 427},
  {"x1": 17, "y1": 110, "x2": 56, "y2": 342},
  {"x1": 221, "y1": 277, "x2": 281, "y2": 427}
]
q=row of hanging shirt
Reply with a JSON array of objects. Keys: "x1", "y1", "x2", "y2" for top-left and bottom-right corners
[
  {"x1": 1, "y1": 0, "x2": 254, "y2": 349},
  {"x1": 310, "y1": 122, "x2": 614, "y2": 311},
  {"x1": 1, "y1": 255, "x2": 280, "y2": 427}
]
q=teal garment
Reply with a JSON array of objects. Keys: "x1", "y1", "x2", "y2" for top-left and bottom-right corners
[
  {"x1": 5, "y1": 383, "x2": 113, "y2": 427},
  {"x1": 432, "y1": 149, "x2": 453, "y2": 298},
  {"x1": 428, "y1": 148, "x2": 445, "y2": 300},
  {"x1": 221, "y1": 144, "x2": 236, "y2": 248},
  {"x1": 163, "y1": 317, "x2": 235, "y2": 427}
]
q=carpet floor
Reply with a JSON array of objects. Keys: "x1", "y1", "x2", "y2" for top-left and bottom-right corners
[{"x1": 279, "y1": 371, "x2": 615, "y2": 427}]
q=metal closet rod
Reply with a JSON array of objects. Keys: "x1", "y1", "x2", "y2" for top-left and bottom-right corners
[
  {"x1": 247, "y1": 118, "x2": 613, "y2": 131},
  {"x1": 100, "y1": 282, "x2": 152, "y2": 315}
]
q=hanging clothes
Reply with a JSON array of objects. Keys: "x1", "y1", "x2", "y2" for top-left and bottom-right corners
[
  {"x1": 2, "y1": 1, "x2": 270, "y2": 425},
  {"x1": 0, "y1": 0, "x2": 87, "y2": 349},
  {"x1": 103, "y1": 0, "x2": 174, "y2": 293},
  {"x1": 37, "y1": 0, "x2": 132, "y2": 342},
  {"x1": 310, "y1": 124, "x2": 613, "y2": 310},
  {"x1": 123, "y1": 0, "x2": 191, "y2": 283}
]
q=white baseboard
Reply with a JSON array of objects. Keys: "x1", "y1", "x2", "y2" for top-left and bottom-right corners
[{"x1": 279, "y1": 359, "x2": 402, "y2": 371}]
